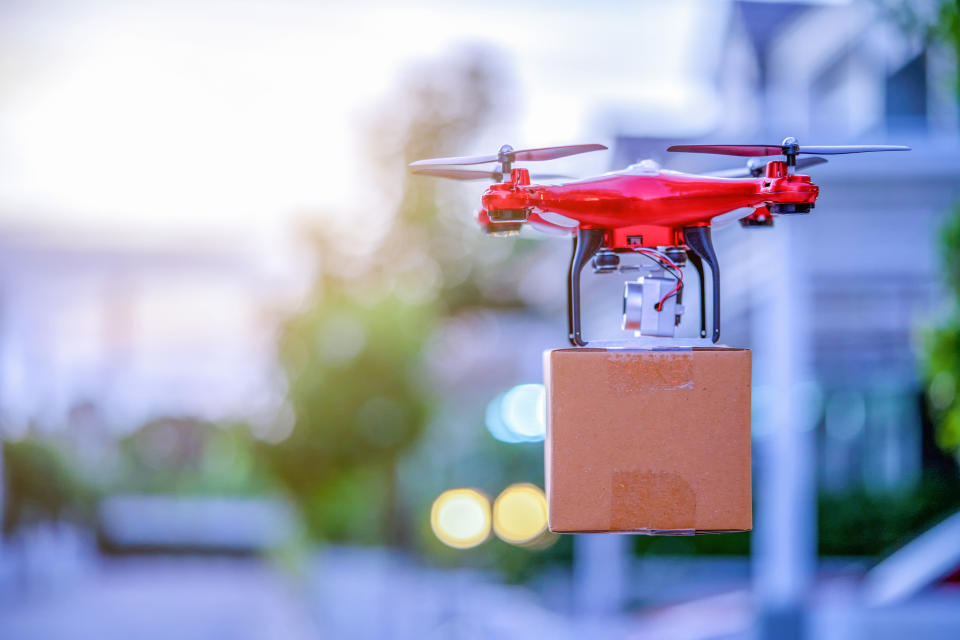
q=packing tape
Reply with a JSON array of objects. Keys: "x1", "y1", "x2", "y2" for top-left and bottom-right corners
[
  {"x1": 604, "y1": 350, "x2": 695, "y2": 395},
  {"x1": 610, "y1": 470, "x2": 697, "y2": 532}
]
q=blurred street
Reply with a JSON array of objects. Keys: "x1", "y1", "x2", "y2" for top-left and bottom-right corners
[
  {"x1": 2, "y1": 548, "x2": 959, "y2": 639},
  {"x1": 0, "y1": 556, "x2": 316, "y2": 640}
]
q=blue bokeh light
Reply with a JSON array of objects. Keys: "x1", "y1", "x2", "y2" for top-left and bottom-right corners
[{"x1": 485, "y1": 384, "x2": 546, "y2": 443}]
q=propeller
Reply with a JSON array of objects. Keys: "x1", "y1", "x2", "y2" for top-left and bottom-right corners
[
  {"x1": 706, "y1": 156, "x2": 828, "y2": 178},
  {"x1": 409, "y1": 143, "x2": 607, "y2": 167},
  {"x1": 670, "y1": 137, "x2": 908, "y2": 173},
  {"x1": 410, "y1": 166, "x2": 572, "y2": 182}
]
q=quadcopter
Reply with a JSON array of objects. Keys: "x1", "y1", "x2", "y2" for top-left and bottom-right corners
[{"x1": 410, "y1": 138, "x2": 909, "y2": 346}]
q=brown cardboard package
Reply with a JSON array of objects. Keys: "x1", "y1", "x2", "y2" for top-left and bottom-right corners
[{"x1": 544, "y1": 347, "x2": 752, "y2": 534}]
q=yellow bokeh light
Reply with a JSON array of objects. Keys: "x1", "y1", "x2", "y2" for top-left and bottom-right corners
[
  {"x1": 492, "y1": 483, "x2": 549, "y2": 545},
  {"x1": 430, "y1": 488, "x2": 491, "y2": 549}
]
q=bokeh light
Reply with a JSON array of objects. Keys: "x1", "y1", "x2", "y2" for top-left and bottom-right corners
[
  {"x1": 430, "y1": 488, "x2": 491, "y2": 549},
  {"x1": 484, "y1": 383, "x2": 546, "y2": 443},
  {"x1": 492, "y1": 483, "x2": 549, "y2": 546}
]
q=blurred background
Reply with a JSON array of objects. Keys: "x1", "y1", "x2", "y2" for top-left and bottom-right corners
[{"x1": 0, "y1": 0, "x2": 959, "y2": 638}]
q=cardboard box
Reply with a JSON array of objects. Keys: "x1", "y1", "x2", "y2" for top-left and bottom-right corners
[{"x1": 544, "y1": 347, "x2": 752, "y2": 534}]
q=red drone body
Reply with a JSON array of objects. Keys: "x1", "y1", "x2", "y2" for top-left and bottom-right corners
[
  {"x1": 411, "y1": 139, "x2": 907, "y2": 346},
  {"x1": 479, "y1": 160, "x2": 818, "y2": 249}
]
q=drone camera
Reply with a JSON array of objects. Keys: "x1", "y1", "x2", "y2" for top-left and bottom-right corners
[{"x1": 622, "y1": 276, "x2": 682, "y2": 338}]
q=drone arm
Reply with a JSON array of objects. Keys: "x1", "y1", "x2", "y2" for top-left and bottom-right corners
[
  {"x1": 683, "y1": 226, "x2": 720, "y2": 343},
  {"x1": 568, "y1": 227, "x2": 605, "y2": 346}
]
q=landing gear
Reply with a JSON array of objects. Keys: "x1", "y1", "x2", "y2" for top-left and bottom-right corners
[
  {"x1": 683, "y1": 226, "x2": 720, "y2": 344},
  {"x1": 565, "y1": 225, "x2": 721, "y2": 346},
  {"x1": 567, "y1": 228, "x2": 605, "y2": 346}
]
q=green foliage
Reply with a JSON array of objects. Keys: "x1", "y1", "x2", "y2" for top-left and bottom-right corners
[
  {"x1": 2, "y1": 437, "x2": 96, "y2": 536},
  {"x1": 116, "y1": 418, "x2": 271, "y2": 496},
  {"x1": 276, "y1": 285, "x2": 434, "y2": 473},
  {"x1": 259, "y1": 230, "x2": 446, "y2": 542},
  {"x1": 3, "y1": 419, "x2": 271, "y2": 537},
  {"x1": 939, "y1": 196, "x2": 960, "y2": 293},
  {"x1": 924, "y1": 203, "x2": 960, "y2": 456},
  {"x1": 818, "y1": 475, "x2": 960, "y2": 556},
  {"x1": 262, "y1": 284, "x2": 435, "y2": 543},
  {"x1": 299, "y1": 463, "x2": 393, "y2": 545},
  {"x1": 881, "y1": 0, "x2": 960, "y2": 465},
  {"x1": 486, "y1": 535, "x2": 574, "y2": 584},
  {"x1": 889, "y1": 0, "x2": 960, "y2": 93},
  {"x1": 633, "y1": 530, "x2": 750, "y2": 557},
  {"x1": 628, "y1": 475, "x2": 960, "y2": 558},
  {"x1": 260, "y1": 49, "x2": 522, "y2": 547},
  {"x1": 938, "y1": 0, "x2": 960, "y2": 95}
]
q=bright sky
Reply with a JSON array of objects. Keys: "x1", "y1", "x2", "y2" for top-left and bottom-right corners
[{"x1": 0, "y1": 0, "x2": 731, "y2": 250}]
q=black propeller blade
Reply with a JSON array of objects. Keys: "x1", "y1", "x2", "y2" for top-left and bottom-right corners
[
  {"x1": 669, "y1": 138, "x2": 909, "y2": 158},
  {"x1": 794, "y1": 145, "x2": 912, "y2": 155},
  {"x1": 706, "y1": 156, "x2": 828, "y2": 178},
  {"x1": 410, "y1": 167, "x2": 572, "y2": 182},
  {"x1": 510, "y1": 144, "x2": 608, "y2": 162},
  {"x1": 410, "y1": 167, "x2": 500, "y2": 180},
  {"x1": 669, "y1": 144, "x2": 783, "y2": 157},
  {"x1": 409, "y1": 143, "x2": 607, "y2": 167},
  {"x1": 793, "y1": 156, "x2": 829, "y2": 173},
  {"x1": 410, "y1": 153, "x2": 503, "y2": 167}
]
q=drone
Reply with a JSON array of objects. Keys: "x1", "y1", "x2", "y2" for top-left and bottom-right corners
[{"x1": 410, "y1": 137, "x2": 909, "y2": 346}]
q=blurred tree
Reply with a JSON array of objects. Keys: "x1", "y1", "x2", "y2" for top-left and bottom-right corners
[
  {"x1": 925, "y1": 205, "x2": 960, "y2": 458},
  {"x1": 913, "y1": 1, "x2": 960, "y2": 459},
  {"x1": 2, "y1": 437, "x2": 95, "y2": 536},
  {"x1": 878, "y1": 0, "x2": 959, "y2": 90},
  {"x1": 880, "y1": 1, "x2": 960, "y2": 457},
  {"x1": 941, "y1": 1, "x2": 960, "y2": 95},
  {"x1": 818, "y1": 475, "x2": 960, "y2": 555},
  {"x1": 261, "y1": 48, "x2": 535, "y2": 547},
  {"x1": 116, "y1": 418, "x2": 270, "y2": 496},
  {"x1": 269, "y1": 284, "x2": 436, "y2": 544}
]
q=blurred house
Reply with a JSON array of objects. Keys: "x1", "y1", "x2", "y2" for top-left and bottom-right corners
[
  {"x1": 0, "y1": 229, "x2": 288, "y2": 438},
  {"x1": 611, "y1": 0, "x2": 960, "y2": 493}
]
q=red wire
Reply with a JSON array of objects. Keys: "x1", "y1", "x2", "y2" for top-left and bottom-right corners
[{"x1": 631, "y1": 248, "x2": 683, "y2": 311}]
